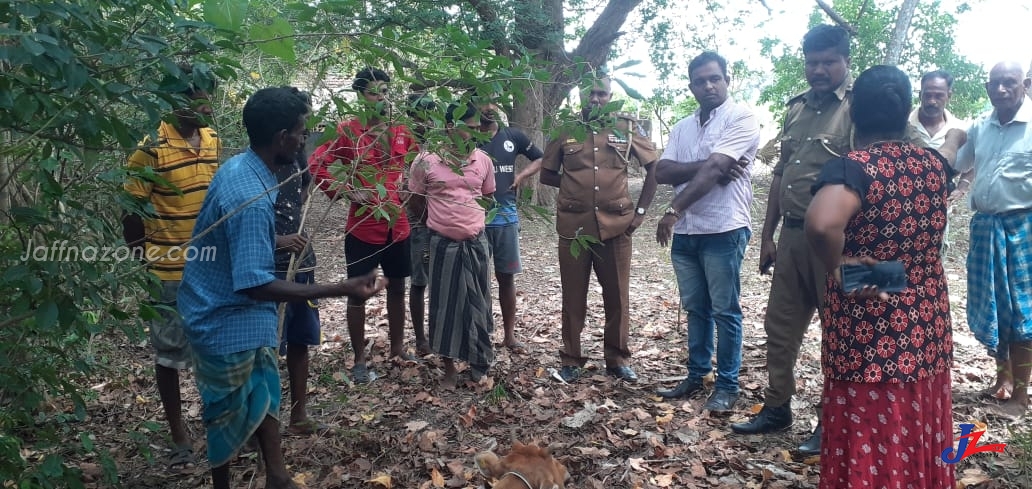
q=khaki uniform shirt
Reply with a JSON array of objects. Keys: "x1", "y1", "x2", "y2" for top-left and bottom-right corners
[
  {"x1": 773, "y1": 80, "x2": 854, "y2": 222},
  {"x1": 542, "y1": 118, "x2": 658, "y2": 241}
]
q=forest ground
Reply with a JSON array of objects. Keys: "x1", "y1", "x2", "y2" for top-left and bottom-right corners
[{"x1": 67, "y1": 166, "x2": 1030, "y2": 488}]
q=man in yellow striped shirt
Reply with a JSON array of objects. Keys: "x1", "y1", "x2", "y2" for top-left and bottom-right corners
[{"x1": 122, "y1": 66, "x2": 220, "y2": 472}]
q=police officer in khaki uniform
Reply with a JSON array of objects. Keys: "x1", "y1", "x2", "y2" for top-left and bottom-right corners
[
  {"x1": 540, "y1": 77, "x2": 659, "y2": 383},
  {"x1": 730, "y1": 25, "x2": 853, "y2": 456}
]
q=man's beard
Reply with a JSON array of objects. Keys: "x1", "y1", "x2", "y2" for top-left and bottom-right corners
[{"x1": 274, "y1": 152, "x2": 298, "y2": 166}]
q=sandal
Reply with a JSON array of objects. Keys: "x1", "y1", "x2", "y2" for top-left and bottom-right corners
[
  {"x1": 168, "y1": 444, "x2": 196, "y2": 473},
  {"x1": 288, "y1": 419, "x2": 333, "y2": 436}
]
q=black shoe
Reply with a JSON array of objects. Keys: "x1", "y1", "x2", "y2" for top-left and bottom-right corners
[
  {"x1": 730, "y1": 403, "x2": 794, "y2": 434},
  {"x1": 703, "y1": 389, "x2": 739, "y2": 412},
  {"x1": 605, "y1": 365, "x2": 639, "y2": 382},
  {"x1": 558, "y1": 365, "x2": 584, "y2": 383},
  {"x1": 797, "y1": 424, "x2": 822, "y2": 456},
  {"x1": 657, "y1": 378, "x2": 705, "y2": 399}
]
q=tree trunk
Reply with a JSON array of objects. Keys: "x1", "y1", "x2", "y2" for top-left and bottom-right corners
[
  {"x1": 0, "y1": 155, "x2": 12, "y2": 218},
  {"x1": 502, "y1": 0, "x2": 644, "y2": 207},
  {"x1": 884, "y1": 0, "x2": 920, "y2": 65},
  {"x1": 510, "y1": 77, "x2": 556, "y2": 206}
]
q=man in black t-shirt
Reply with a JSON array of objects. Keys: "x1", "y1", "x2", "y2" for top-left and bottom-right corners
[
  {"x1": 473, "y1": 92, "x2": 544, "y2": 352},
  {"x1": 273, "y1": 149, "x2": 326, "y2": 435}
]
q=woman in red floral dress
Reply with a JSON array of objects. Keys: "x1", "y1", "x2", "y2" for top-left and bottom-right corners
[{"x1": 805, "y1": 65, "x2": 966, "y2": 488}]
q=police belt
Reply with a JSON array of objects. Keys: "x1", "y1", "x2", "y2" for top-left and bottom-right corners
[{"x1": 782, "y1": 216, "x2": 805, "y2": 229}]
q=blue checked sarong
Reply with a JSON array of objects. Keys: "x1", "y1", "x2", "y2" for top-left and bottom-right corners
[
  {"x1": 967, "y1": 210, "x2": 1032, "y2": 359},
  {"x1": 194, "y1": 347, "x2": 280, "y2": 467}
]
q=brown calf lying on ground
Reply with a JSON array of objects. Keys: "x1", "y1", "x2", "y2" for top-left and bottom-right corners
[{"x1": 474, "y1": 441, "x2": 570, "y2": 489}]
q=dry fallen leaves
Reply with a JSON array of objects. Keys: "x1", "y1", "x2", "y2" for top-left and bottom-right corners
[
  {"x1": 67, "y1": 190, "x2": 1018, "y2": 489},
  {"x1": 430, "y1": 467, "x2": 445, "y2": 488},
  {"x1": 367, "y1": 473, "x2": 392, "y2": 488}
]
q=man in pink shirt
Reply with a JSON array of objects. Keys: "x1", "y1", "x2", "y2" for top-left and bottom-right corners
[
  {"x1": 408, "y1": 103, "x2": 496, "y2": 388},
  {"x1": 309, "y1": 68, "x2": 417, "y2": 383}
]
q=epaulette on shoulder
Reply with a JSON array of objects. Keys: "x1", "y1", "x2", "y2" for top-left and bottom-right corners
[{"x1": 786, "y1": 90, "x2": 808, "y2": 106}]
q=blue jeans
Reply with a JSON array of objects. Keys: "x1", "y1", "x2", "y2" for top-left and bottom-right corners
[{"x1": 671, "y1": 227, "x2": 750, "y2": 393}]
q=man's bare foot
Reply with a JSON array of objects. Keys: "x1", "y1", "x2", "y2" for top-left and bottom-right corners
[
  {"x1": 442, "y1": 358, "x2": 459, "y2": 389},
  {"x1": 982, "y1": 382, "x2": 1014, "y2": 401},
  {"x1": 287, "y1": 418, "x2": 332, "y2": 436},
  {"x1": 986, "y1": 400, "x2": 1029, "y2": 420},
  {"x1": 442, "y1": 371, "x2": 457, "y2": 390},
  {"x1": 390, "y1": 351, "x2": 420, "y2": 363},
  {"x1": 502, "y1": 339, "x2": 527, "y2": 354},
  {"x1": 266, "y1": 472, "x2": 299, "y2": 489}
]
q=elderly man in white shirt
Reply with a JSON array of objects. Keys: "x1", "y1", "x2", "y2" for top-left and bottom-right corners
[
  {"x1": 653, "y1": 51, "x2": 761, "y2": 413},
  {"x1": 954, "y1": 60, "x2": 1032, "y2": 418}
]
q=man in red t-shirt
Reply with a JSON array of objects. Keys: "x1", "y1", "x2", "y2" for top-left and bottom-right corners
[{"x1": 309, "y1": 68, "x2": 416, "y2": 383}]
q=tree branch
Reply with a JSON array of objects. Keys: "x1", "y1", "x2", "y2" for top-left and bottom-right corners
[
  {"x1": 815, "y1": 0, "x2": 858, "y2": 35},
  {"x1": 883, "y1": 0, "x2": 919, "y2": 65},
  {"x1": 540, "y1": 0, "x2": 644, "y2": 110},
  {"x1": 467, "y1": 0, "x2": 514, "y2": 56}
]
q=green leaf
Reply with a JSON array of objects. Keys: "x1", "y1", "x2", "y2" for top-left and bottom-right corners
[
  {"x1": 79, "y1": 432, "x2": 94, "y2": 452},
  {"x1": 13, "y1": 92, "x2": 38, "y2": 120},
  {"x1": 36, "y1": 300, "x2": 58, "y2": 330},
  {"x1": 203, "y1": 0, "x2": 248, "y2": 30},
  {"x1": 40, "y1": 454, "x2": 63, "y2": 477},
  {"x1": 248, "y1": 18, "x2": 295, "y2": 63},
  {"x1": 2, "y1": 263, "x2": 30, "y2": 283},
  {"x1": 20, "y1": 37, "x2": 45, "y2": 56},
  {"x1": 611, "y1": 59, "x2": 642, "y2": 71},
  {"x1": 612, "y1": 78, "x2": 644, "y2": 101},
  {"x1": 139, "y1": 303, "x2": 160, "y2": 321},
  {"x1": 104, "y1": 82, "x2": 133, "y2": 95}
]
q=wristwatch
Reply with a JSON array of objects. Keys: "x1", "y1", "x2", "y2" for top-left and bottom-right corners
[
  {"x1": 665, "y1": 207, "x2": 682, "y2": 218},
  {"x1": 635, "y1": 207, "x2": 646, "y2": 216}
]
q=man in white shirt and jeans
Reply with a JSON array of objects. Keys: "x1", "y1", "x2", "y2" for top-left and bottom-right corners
[{"x1": 653, "y1": 51, "x2": 760, "y2": 413}]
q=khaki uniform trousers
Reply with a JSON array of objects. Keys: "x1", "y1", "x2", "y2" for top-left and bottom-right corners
[
  {"x1": 558, "y1": 233, "x2": 632, "y2": 368},
  {"x1": 762, "y1": 223, "x2": 826, "y2": 407}
]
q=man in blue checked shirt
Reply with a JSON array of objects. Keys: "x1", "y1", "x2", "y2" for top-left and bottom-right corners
[{"x1": 178, "y1": 86, "x2": 385, "y2": 489}]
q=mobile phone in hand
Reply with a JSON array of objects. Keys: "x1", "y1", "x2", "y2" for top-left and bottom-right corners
[{"x1": 840, "y1": 261, "x2": 906, "y2": 293}]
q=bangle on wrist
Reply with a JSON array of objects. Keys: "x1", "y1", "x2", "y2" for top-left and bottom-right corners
[{"x1": 959, "y1": 178, "x2": 971, "y2": 186}]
